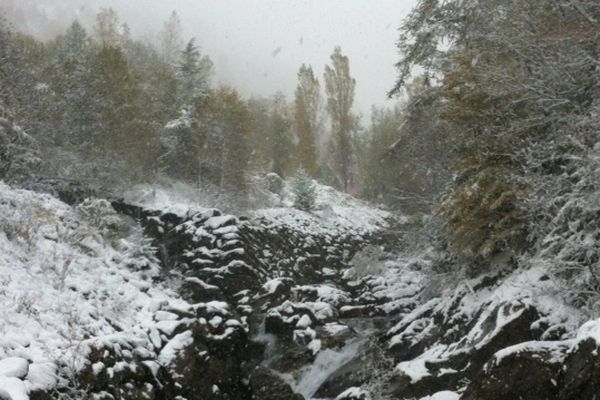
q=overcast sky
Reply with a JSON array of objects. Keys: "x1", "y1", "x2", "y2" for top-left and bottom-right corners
[{"x1": 1, "y1": 0, "x2": 418, "y2": 120}]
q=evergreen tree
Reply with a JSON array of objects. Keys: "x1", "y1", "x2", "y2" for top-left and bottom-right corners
[
  {"x1": 162, "y1": 106, "x2": 203, "y2": 183},
  {"x1": 291, "y1": 168, "x2": 316, "y2": 212},
  {"x1": 0, "y1": 103, "x2": 39, "y2": 182},
  {"x1": 55, "y1": 21, "x2": 89, "y2": 63},
  {"x1": 177, "y1": 39, "x2": 213, "y2": 103}
]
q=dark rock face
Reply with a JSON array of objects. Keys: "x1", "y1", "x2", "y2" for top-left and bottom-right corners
[
  {"x1": 463, "y1": 337, "x2": 600, "y2": 400},
  {"x1": 385, "y1": 272, "x2": 552, "y2": 400},
  {"x1": 462, "y1": 345, "x2": 564, "y2": 400},
  {"x1": 558, "y1": 338, "x2": 600, "y2": 399}
]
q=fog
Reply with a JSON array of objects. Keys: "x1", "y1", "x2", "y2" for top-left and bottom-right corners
[{"x1": 1, "y1": 0, "x2": 417, "y2": 119}]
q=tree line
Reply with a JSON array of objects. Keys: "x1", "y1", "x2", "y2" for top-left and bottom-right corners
[{"x1": 1, "y1": 8, "x2": 417, "y2": 205}]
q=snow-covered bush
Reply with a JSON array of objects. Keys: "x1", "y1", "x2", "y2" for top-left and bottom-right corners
[
  {"x1": 291, "y1": 168, "x2": 316, "y2": 212},
  {"x1": 76, "y1": 198, "x2": 123, "y2": 240},
  {"x1": 115, "y1": 227, "x2": 161, "y2": 278},
  {"x1": 3, "y1": 202, "x2": 54, "y2": 253}
]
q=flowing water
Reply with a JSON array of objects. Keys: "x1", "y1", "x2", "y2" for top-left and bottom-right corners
[{"x1": 291, "y1": 334, "x2": 370, "y2": 399}]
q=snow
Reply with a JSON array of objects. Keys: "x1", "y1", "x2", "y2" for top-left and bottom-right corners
[
  {"x1": 254, "y1": 181, "x2": 390, "y2": 236},
  {"x1": 295, "y1": 285, "x2": 351, "y2": 307},
  {"x1": 261, "y1": 278, "x2": 288, "y2": 295},
  {"x1": 296, "y1": 314, "x2": 313, "y2": 329},
  {"x1": 158, "y1": 331, "x2": 193, "y2": 366},
  {"x1": 0, "y1": 358, "x2": 28, "y2": 379},
  {"x1": 395, "y1": 354, "x2": 433, "y2": 383},
  {"x1": 0, "y1": 182, "x2": 201, "y2": 397},
  {"x1": 308, "y1": 339, "x2": 322, "y2": 355},
  {"x1": 205, "y1": 215, "x2": 237, "y2": 229},
  {"x1": 576, "y1": 319, "x2": 600, "y2": 343},
  {"x1": 323, "y1": 323, "x2": 350, "y2": 337},
  {"x1": 122, "y1": 182, "x2": 210, "y2": 217},
  {"x1": 154, "y1": 311, "x2": 179, "y2": 321},
  {"x1": 490, "y1": 340, "x2": 573, "y2": 370},
  {"x1": 0, "y1": 377, "x2": 28, "y2": 400},
  {"x1": 24, "y1": 363, "x2": 56, "y2": 391}
]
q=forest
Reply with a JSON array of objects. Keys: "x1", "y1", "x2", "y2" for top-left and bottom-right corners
[
  {"x1": 2, "y1": 1, "x2": 600, "y2": 400},
  {"x1": 0, "y1": 6, "x2": 436, "y2": 213}
]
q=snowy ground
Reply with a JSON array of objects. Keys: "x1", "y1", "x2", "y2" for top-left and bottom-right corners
[
  {"x1": 123, "y1": 178, "x2": 391, "y2": 235},
  {"x1": 0, "y1": 183, "x2": 193, "y2": 398},
  {"x1": 254, "y1": 181, "x2": 391, "y2": 236}
]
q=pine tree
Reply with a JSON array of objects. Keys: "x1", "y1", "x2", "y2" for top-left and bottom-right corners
[
  {"x1": 324, "y1": 47, "x2": 356, "y2": 192},
  {"x1": 177, "y1": 39, "x2": 213, "y2": 103},
  {"x1": 159, "y1": 11, "x2": 184, "y2": 65},
  {"x1": 294, "y1": 64, "x2": 321, "y2": 177},
  {"x1": 56, "y1": 21, "x2": 89, "y2": 63},
  {"x1": 291, "y1": 168, "x2": 316, "y2": 212}
]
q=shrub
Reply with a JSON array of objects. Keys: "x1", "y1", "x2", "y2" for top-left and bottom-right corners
[{"x1": 291, "y1": 168, "x2": 316, "y2": 212}]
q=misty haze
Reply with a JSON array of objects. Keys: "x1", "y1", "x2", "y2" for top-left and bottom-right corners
[{"x1": 1, "y1": 1, "x2": 600, "y2": 400}]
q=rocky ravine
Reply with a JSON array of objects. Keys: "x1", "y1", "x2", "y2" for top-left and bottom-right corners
[
  {"x1": 2, "y1": 183, "x2": 600, "y2": 400},
  {"x1": 105, "y1": 197, "x2": 412, "y2": 400}
]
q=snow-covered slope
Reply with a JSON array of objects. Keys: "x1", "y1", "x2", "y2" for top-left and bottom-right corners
[
  {"x1": 0, "y1": 183, "x2": 197, "y2": 398},
  {"x1": 122, "y1": 179, "x2": 391, "y2": 236},
  {"x1": 254, "y1": 182, "x2": 391, "y2": 236}
]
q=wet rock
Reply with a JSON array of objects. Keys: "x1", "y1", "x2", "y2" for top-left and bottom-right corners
[
  {"x1": 269, "y1": 341, "x2": 314, "y2": 373},
  {"x1": 249, "y1": 367, "x2": 304, "y2": 400},
  {"x1": 317, "y1": 323, "x2": 353, "y2": 349},
  {"x1": 339, "y1": 305, "x2": 377, "y2": 319}
]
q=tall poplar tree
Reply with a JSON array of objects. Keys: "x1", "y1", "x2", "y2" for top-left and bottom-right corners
[
  {"x1": 324, "y1": 47, "x2": 356, "y2": 191},
  {"x1": 294, "y1": 64, "x2": 321, "y2": 177}
]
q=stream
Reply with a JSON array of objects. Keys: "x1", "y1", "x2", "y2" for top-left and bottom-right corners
[{"x1": 254, "y1": 318, "x2": 381, "y2": 400}]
